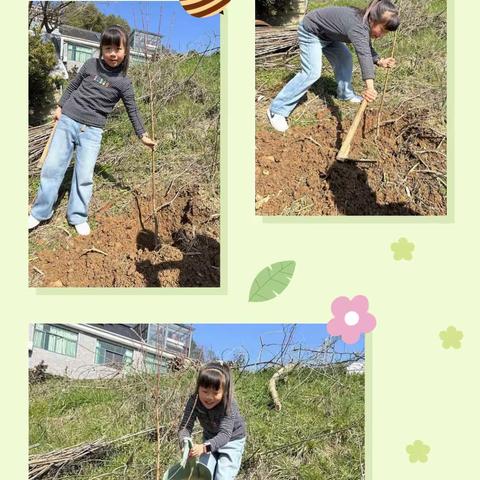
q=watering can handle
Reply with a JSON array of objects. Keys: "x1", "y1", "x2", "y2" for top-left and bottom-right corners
[{"x1": 180, "y1": 438, "x2": 193, "y2": 467}]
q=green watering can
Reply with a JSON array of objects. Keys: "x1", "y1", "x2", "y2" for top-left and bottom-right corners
[{"x1": 163, "y1": 438, "x2": 213, "y2": 480}]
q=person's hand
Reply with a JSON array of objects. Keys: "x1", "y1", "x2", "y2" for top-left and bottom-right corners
[
  {"x1": 53, "y1": 106, "x2": 62, "y2": 121},
  {"x1": 377, "y1": 57, "x2": 396, "y2": 68},
  {"x1": 141, "y1": 134, "x2": 157, "y2": 150},
  {"x1": 362, "y1": 88, "x2": 378, "y2": 103},
  {"x1": 188, "y1": 444, "x2": 205, "y2": 458}
]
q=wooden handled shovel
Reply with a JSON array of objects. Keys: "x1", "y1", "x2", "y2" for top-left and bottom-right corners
[
  {"x1": 37, "y1": 120, "x2": 58, "y2": 169},
  {"x1": 336, "y1": 99, "x2": 372, "y2": 162}
]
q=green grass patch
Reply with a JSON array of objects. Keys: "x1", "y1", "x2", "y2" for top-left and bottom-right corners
[{"x1": 30, "y1": 366, "x2": 364, "y2": 479}]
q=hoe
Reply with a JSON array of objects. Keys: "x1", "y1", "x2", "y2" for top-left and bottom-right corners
[{"x1": 336, "y1": 99, "x2": 376, "y2": 163}]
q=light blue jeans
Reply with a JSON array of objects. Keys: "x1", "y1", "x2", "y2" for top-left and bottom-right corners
[
  {"x1": 31, "y1": 114, "x2": 103, "y2": 225},
  {"x1": 199, "y1": 437, "x2": 246, "y2": 480},
  {"x1": 270, "y1": 22, "x2": 357, "y2": 117}
]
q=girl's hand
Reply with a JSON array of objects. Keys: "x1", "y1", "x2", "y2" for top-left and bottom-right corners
[
  {"x1": 141, "y1": 134, "x2": 157, "y2": 150},
  {"x1": 53, "y1": 106, "x2": 62, "y2": 122},
  {"x1": 188, "y1": 444, "x2": 205, "y2": 458},
  {"x1": 377, "y1": 57, "x2": 396, "y2": 69},
  {"x1": 362, "y1": 88, "x2": 378, "y2": 103}
]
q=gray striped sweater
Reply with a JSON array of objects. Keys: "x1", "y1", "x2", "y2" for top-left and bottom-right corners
[
  {"x1": 178, "y1": 394, "x2": 246, "y2": 452},
  {"x1": 58, "y1": 58, "x2": 146, "y2": 138},
  {"x1": 303, "y1": 7, "x2": 380, "y2": 81}
]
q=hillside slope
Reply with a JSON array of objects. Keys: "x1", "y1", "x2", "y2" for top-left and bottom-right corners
[{"x1": 30, "y1": 366, "x2": 364, "y2": 479}]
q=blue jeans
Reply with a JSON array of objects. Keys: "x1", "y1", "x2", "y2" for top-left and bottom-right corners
[
  {"x1": 31, "y1": 114, "x2": 103, "y2": 225},
  {"x1": 199, "y1": 437, "x2": 246, "y2": 480},
  {"x1": 270, "y1": 23, "x2": 357, "y2": 117}
]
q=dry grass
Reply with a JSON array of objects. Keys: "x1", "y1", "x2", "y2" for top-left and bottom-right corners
[{"x1": 30, "y1": 362, "x2": 364, "y2": 479}]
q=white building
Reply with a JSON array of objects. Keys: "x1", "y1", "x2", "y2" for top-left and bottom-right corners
[
  {"x1": 29, "y1": 323, "x2": 193, "y2": 379},
  {"x1": 346, "y1": 360, "x2": 365, "y2": 375},
  {"x1": 38, "y1": 24, "x2": 163, "y2": 73}
]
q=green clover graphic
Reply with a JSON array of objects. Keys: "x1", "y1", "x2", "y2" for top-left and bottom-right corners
[
  {"x1": 391, "y1": 237, "x2": 415, "y2": 260},
  {"x1": 406, "y1": 440, "x2": 430, "y2": 463},
  {"x1": 439, "y1": 326, "x2": 463, "y2": 349}
]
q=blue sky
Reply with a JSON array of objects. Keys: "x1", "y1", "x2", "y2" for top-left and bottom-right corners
[
  {"x1": 191, "y1": 324, "x2": 364, "y2": 365},
  {"x1": 95, "y1": 1, "x2": 220, "y2": 53}
]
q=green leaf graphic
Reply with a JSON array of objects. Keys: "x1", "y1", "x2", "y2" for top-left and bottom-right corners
[{"x1": 249, "y1": 261, "x2": 296, "y2": 302}]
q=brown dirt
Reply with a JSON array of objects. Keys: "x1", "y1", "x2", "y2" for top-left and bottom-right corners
[
  {"x1": 30, "y1": 188, "x2": 220, "y2": 288},
  {"x1": 256, "y1": 105, "x2": 447, "y2": 216}
]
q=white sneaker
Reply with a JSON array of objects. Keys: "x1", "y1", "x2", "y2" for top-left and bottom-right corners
[
  {"x1": 74, "y1": 222, "x2": 91, "y2": 236},
  {"x1": 345, "y1": 94, "x2": 364, "y2": 103},
  {"x1": 28, "y1": 215, "x2": 40, "y2": 230},
  {"x1": 267, "y1": 109, "x2": 289, "y2": 132}
]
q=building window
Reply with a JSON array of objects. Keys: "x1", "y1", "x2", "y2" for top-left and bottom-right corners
[
  {"x1": 67, "y1": 43, "x2": 94, "y2": 63},
  {"x1": 33, "y1": 325, "x2": 78, "y2": 357},
  {"x1": 145, "y1": 325, "x2": 192, "y2": 356},
  {"x1": 144, "y1": 353, "x2": 169, "y2": 374},
  {"x1": 95, "y1": 340, "x2": 133, "y2": 368},
  {"x1": 165, "y1": 325, "x2": 191, "y2": 356},
  {"x1": 147, "y1": 325, "x2": 166, "y2": 348}
]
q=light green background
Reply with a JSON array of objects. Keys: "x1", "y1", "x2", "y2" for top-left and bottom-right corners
[{"x1": 1, "y1": 0, "x2": 479, "y2": 479}]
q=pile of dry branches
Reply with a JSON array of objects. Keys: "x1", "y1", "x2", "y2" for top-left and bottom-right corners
[
  {"x1": 29, "y1": 428, "x2": 155, "y2": 480},
  {"x1": 29, "y1": 438, "x2": 109, "y2": 480},
  {"x1": 255, "y1": 26, "x2": 299, "y2": 68},
  {"x1": 29, "y1": 123, "x2": 55, "y2": 175}
]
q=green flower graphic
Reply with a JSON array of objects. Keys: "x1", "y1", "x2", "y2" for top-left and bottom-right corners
[
  {"x1": 406, "y1": 440, "x2": 430, "y2": 463},
  {"x1": 391, "y1": 237, "x2": 415, "y2": 260},
  {"x1": 439, "y1": 326, "x2": 463, "y2": 349}
]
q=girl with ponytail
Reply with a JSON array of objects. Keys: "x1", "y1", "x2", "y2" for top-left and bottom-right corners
[{"x1": 267, "y1": 0, "x2": 400, "y2": 132}]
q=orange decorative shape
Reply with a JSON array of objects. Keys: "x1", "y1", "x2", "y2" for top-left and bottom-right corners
[{"x1": 179, "y1": 0, "x2": 231, "y2": 18}]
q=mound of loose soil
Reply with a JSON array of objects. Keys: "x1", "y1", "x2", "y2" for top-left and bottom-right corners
[
  {"x1": 30, "y1": 189, "x2": 220, "y2": 288},
  {"x1": 256, "y1": 106, "x2": 447, "y2": 216}
]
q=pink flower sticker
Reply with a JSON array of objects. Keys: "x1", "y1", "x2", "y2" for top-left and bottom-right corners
[{"x1": 327, "y1": 295, "x2": 376, "y2": 344}]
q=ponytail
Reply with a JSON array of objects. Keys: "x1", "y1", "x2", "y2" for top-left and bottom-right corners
[
  {"x1": 363, "y1": 0, "x2": 382, "y2": 23},
  {"x1": 359, "y1": 0, "x2": 400, "y2": 31}
]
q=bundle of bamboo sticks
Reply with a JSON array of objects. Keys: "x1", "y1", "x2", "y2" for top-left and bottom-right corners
[
  {"x1": 29, "y1": 439, "x2": 108, "y2": 480},
  {"x1": 255, "y1": 26, "x2": 299, "y2": 67},
  {"x1": 28, "y1": 123, "x2": 55, "y2": 175},
  {"x1": 28, "y1": 428, "x2": 155, "y2": 480}
]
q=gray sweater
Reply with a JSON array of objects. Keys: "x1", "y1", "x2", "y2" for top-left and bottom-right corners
[
  {"x1": 303, "y1": 7, "x2": 380, "y2": 81},
  {"x1": 178, "y1": 394, "x2": 246, "y2": 452},
  {"x1": 58, "y1": 58, "x2": 146, "y2": 137}
]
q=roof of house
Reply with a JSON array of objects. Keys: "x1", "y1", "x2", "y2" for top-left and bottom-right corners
[
  {"x1": 59, "y1": 25, "x2": 102, "y2": 43},
  {"x1": 89, "y1": 324, "x2": 142, "y2": 342}
]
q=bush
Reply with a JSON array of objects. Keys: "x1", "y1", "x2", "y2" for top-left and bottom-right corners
[
  {"x1": 29, "y1": 31, "x2": 64, "y2": 125},
  {"x1": 256, "y1": 0, "x2": 308, "y2": 26}
]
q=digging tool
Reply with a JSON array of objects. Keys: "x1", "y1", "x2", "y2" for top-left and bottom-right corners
[
  {"x1": 37, "y1": 121, "x2": 58, "y2": 169},
  {"x1": 336, "y1": 99, "x2": 376, "y2": 162},
  {"x1": 163, "y1": 438, "x2": 212, "y2": 480}
]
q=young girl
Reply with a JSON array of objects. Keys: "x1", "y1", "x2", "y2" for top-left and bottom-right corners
[
  {"x1": 267, "y1": 0, "x2": 400, "y2": 132},
  {"x1": 178, "y1": 362, "x2": 246, "y2": 480},
  {"x1": 28, "y1": 25, "x2": 156, "y2": 236}
]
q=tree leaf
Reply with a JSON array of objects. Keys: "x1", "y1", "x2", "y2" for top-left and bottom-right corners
[{"x1": 249, "y1": 261, "x2": 296, "y2": 302}]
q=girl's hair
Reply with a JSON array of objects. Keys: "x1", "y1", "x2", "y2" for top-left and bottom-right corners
[
  {"x1": 99, "y1": 25, "x2": 130, "y2": 75},
  {"x1": 356, "y1": 0, "x2": 400, "y2": 31},
  {"x1": 195, "y1": 361, "x2": 233, "y2": 415}
]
